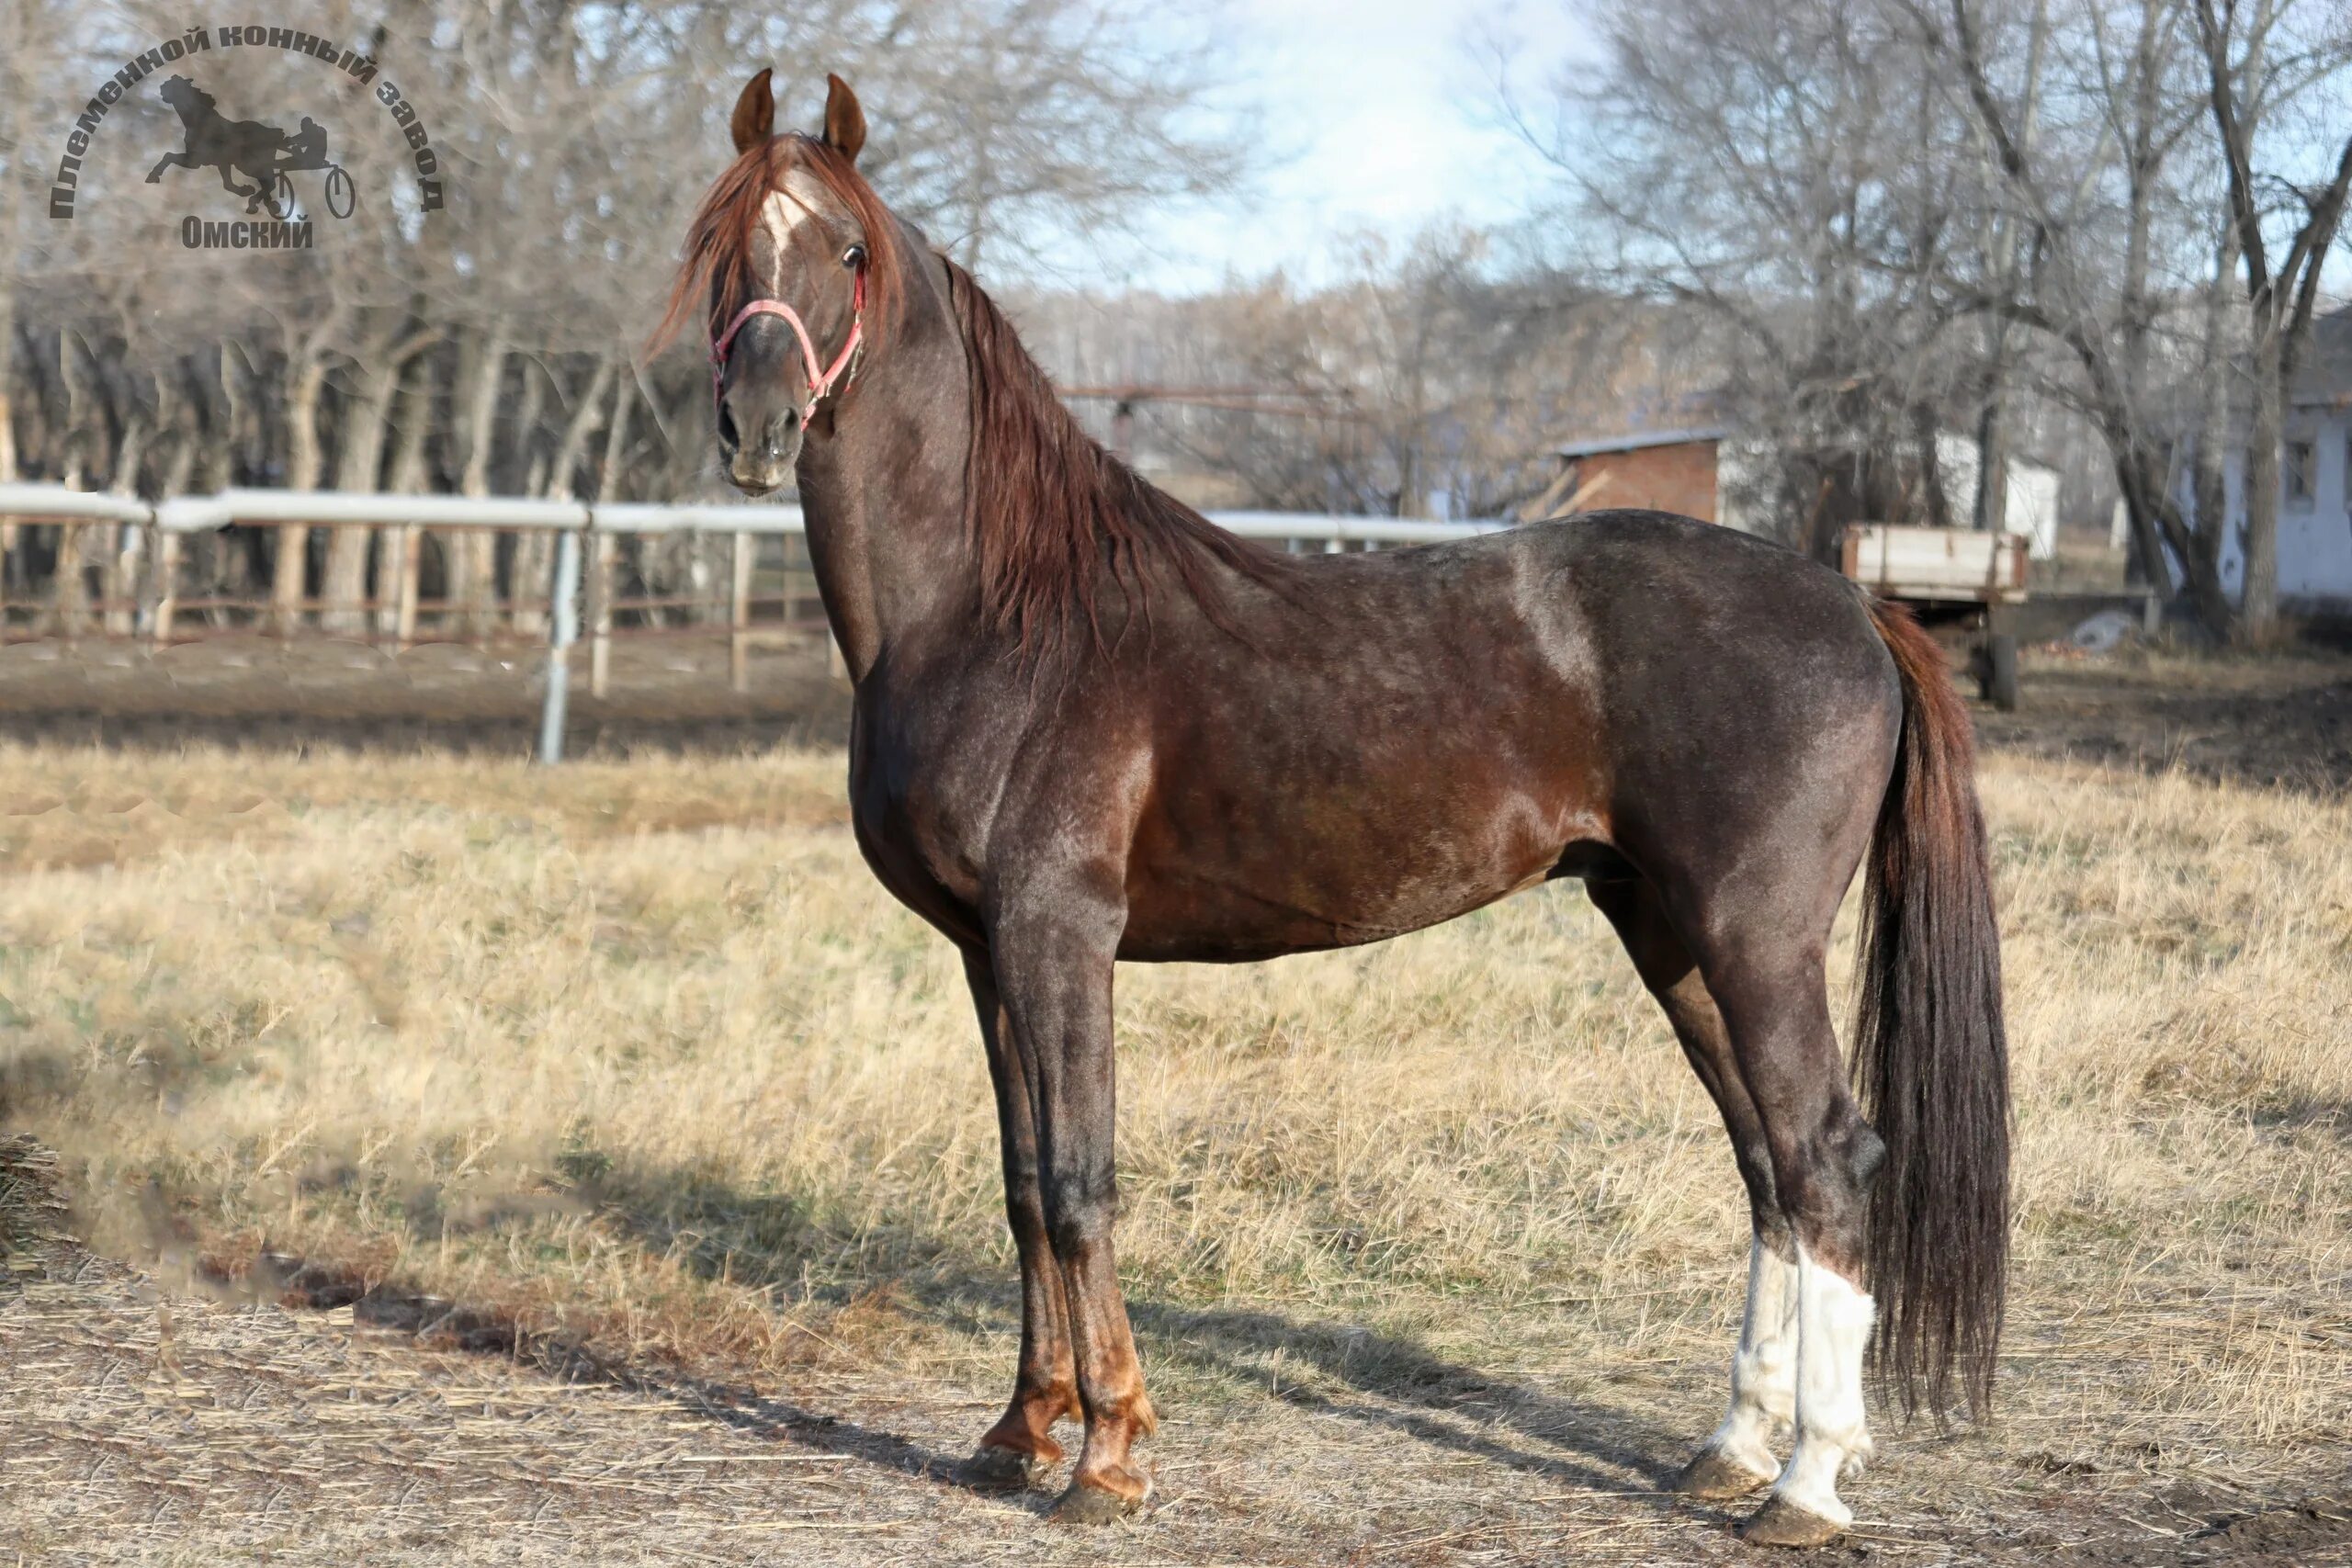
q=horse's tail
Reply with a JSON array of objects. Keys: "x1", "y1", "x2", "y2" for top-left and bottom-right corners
[{"x1": 1855, "y1": 599, "x2": 2010, "y2": 1422}]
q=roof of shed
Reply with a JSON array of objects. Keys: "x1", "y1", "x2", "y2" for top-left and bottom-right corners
[{"x1": 1554, "y1": 426, "x2": 1730, "y2": 459}]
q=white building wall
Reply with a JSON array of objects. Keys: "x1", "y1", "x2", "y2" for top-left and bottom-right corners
[
  {"x1": 1932, "y1": 431, "x2": 2060, "y2": 558},
  {"x1": 1714, "y1": 439, "x2": 1780, "y2": 536},
  {"x1": 2184, "y1": 409, "x2": 2352, "y2": 605}
]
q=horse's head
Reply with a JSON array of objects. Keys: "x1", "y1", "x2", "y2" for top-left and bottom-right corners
[
  {"x1": 159, "y1": 75, "x2": 203, "y2": 111},
  {"x1": 663, "y1": 71, "x2": 897, "y2": 496}
]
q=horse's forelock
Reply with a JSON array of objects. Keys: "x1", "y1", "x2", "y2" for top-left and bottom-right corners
[{"x1": 652, "y1": 134, "x2": 901, "y2": 357}]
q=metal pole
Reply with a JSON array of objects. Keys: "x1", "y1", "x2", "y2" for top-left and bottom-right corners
[{"x1": 537, "y1": 526, "x2": 583, "y2": 765}]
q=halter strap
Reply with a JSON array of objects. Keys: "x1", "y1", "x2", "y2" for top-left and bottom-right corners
[{"x1": 710, "y1": 265, "x2": 867, "y2": 426}]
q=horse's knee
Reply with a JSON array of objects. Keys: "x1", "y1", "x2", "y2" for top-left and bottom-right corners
[{"x1": 1040, "y1": 1169, "x2": 1114, "y2": 1258}]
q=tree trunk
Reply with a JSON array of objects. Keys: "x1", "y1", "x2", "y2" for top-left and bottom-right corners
[
  {"x1": 277, "y1": 329, "x2": 339, "y2": 633},
  {"x1": 2191, "y1": 224, "x2": 2242, "y2": 626},
  {"x1": 2240, "y1": 326, "x2": 2283, "y2": 642},
  {"x1": 377, "y1": 354, "x2": 435, "y2": 638},
  {"x1": 322, "y1": 344, "x2": 402, "y2": 636},
  {"x1": 507, "y1": 367, "x2": 551, "y2": 634},
  {"x1": 105, "y1": 408, "x2": 151, "y2": 635},
  {"x1": 53, "y1": 335, "x2": 96, "y2": 636},
  {"x1": 454, "y1": 326, "x2": 510, "y2": 640},
  {"x1": 595, "y1": 370, "x2": 633, "y2": 502}
]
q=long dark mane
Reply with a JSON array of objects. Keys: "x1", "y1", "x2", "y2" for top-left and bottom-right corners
[
  {"x1": 944, "y1": 261, "x2": 1289, "y2": 652},
  {"x1": 661, "y1": 134, "x2": 1287, "y2": 655}
]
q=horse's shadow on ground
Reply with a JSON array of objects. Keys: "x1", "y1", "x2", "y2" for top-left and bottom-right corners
[
  {"x1": 553, "y1": 1160, "x2": 1691, "y2": 1513},
  {"x1": 243, "y1": 1152, "x2": 1694, "y2": 1518},
  {"x1": 633, "y1": 1288, "x2": 1687, "y2": 1517}
]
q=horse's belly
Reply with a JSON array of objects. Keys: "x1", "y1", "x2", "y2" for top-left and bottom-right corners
[{"x1": 1117, "y1": 789, "x2": 1600, "y2": 963}]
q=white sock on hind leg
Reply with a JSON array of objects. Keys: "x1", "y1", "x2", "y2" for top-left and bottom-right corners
[
  {"x1": 1704, "y1": 1235, "x2": 1798, "y2": 1479},
  {"x1": 1769, "y1": 1243, "x2": 1874, "y2": 1527}
]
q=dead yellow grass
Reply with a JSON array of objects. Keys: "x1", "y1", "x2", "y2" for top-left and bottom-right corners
[{"x1": 0, "y1": 738, "x2": 2346, "y2": 1496}]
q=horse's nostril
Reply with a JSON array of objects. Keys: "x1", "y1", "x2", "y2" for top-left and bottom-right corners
[{"x1": 716, "y1": 403, "x2": 741, "y2": 449}]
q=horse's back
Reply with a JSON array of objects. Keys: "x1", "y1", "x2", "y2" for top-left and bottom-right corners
[{"x1": 1110, "y1": 510, "x2": 1900, "y2": 961}]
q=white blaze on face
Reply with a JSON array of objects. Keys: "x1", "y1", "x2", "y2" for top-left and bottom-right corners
[
  {"x1": 1770, "y1": 1245, "x2": 1875, "y2": 1527},
  {"x1": 760, "y1": 168, "x2": 836, "y2": 290},
  {"x1": 1706, "y1": 1236, "x2": 1799, "y2": 1481}
]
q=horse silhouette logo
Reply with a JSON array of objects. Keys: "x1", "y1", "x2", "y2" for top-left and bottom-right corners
[{"x1": 146, "y1": 75, "x2": 355, "y2": 220}]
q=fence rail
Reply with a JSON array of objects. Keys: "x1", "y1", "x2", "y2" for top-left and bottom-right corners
[
  {"x1": 0, "y1": 485, "x2": 1500, "y2": 541},
  {"x1": 0, "y1": 484, "x2": 1501, "y2": 761}
]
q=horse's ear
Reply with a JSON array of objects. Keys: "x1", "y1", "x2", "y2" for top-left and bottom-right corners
[
  {"x1": 822, "y1": 73, "x2": 865, "y2": 164},
  {"x1": 730, "y1": 69, "x2": 775, "y2": 155}
]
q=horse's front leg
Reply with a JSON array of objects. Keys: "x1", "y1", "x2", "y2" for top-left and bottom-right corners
[
  {"x1": 955, "y1": 948, "x2": 1081, "y2": 1492},
  {"x1": 989, "y1": 889, "x2": 1155, "y2": 1524},
  {"x1": 144, "y1": 151, "x2": 192, "y2": 183}
]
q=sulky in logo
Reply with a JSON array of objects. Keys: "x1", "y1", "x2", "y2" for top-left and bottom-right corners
[{"x1": 50, "y1": 25, "x2": 445, "y2": 253}]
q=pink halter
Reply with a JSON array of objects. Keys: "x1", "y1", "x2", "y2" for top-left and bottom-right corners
[{"x1": 710, "y1": 265, "x2": 867, "y2": 425}]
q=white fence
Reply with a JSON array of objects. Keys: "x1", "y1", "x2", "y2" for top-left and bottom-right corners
[{"x1": 0, "y1": 483, "x2": 1499, "y2": 761}]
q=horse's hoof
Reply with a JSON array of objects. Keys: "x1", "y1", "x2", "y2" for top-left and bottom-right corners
[
  {"x1": 1672, "y1": 1448, "x2": 1777, "y2": 1501},
  {"x1": 1737, "y1": 1495, "x2": 1847, "y2": 1549},
  {"x1": 954, "y1": 1445, "x2": 1046, "y2": 1493},
  {"x1": 1048, "y1": 1480, "x2": 1144, "y2": 1526}
]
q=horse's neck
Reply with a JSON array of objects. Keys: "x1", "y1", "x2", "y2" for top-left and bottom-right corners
[{"x1": 794, "y1": 290, "x2": 980, "y2": 682}]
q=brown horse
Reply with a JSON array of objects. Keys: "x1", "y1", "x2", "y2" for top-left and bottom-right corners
[{"x1": 662, "y1": 71, "x2": 2010, "y2": 1550}]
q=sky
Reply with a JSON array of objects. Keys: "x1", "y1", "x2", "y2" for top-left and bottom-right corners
[{"x1": 1105, "y1": 0, "x2": 1593, "y2": 294}]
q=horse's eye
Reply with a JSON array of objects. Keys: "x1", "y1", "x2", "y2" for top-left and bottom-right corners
[{"x1": 842, "y1": 243, "x2": 867, "y2": 270}]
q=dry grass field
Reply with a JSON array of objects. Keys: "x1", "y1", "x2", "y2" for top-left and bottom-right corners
[{"x1": 2, "y1": 647, "x2": 2349, "y2": 1565}]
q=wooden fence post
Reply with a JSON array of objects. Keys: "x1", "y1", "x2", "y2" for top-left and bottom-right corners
[
  {"x1": 591, "y1": 532, "x2": 616, "y2": 698},
  {"x1": 153, "y1": 529, "x2": 180, "y2": 650},
  {"x1": 395, "y1": 525, "x2": 422, "y2": 650},
  {"x1": 54, "y1": 523, "x2": 85, "y2": 640},
  {"x1": 271, "y1": 522, "x2": 306, "y2": 637},
  {"x1": 105, "y1": 523, "x2": 140, "y2": 636},
  {"x1": 0, "y1": 523, "x2": 15, "y2": 637},
  {"x1": 729, "y1": 529, "x2": 754, "y2": 694}
]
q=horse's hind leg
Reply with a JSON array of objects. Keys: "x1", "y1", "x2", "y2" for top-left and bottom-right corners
[
  {"x1": 955, "y1": 950, "x2": 1080, "y2": 1491},
  {"x1": 1588, "y1": 880, "x2": 1793, "y2": 1501},
  {"x1": 1699, "y1": 945, "x2": 1883, "y2": 1548}
]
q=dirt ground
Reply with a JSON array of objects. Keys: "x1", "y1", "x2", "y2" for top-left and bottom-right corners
[
  {"x1": 3, "y1": 636, "x2": 2349, "y2": 1566},
  {"x1": 5, "y1": 1180, "x2": 2346, "y2": 1568},
  {"x1": 1973, "y1": 645, "x2": 2352, "y2": 795},
  {"x1": 0, "y1": 631, "x2": 855, "y2": 756}
]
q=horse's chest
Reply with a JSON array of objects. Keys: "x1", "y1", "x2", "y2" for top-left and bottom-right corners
[{"x1": 847, "y1": 752, "x2": 987, "y2": 944}]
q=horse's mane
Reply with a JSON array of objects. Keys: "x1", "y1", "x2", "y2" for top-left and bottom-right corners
[
  {"x1": 660, "y1": 133, "x2": 1289, "y2": 656},
  {"x1": 944, "y1": 260, "x2": 1290, "y2": 653}
]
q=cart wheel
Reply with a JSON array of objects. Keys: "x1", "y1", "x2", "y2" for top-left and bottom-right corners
[
  {"x1": 324, "y1": 164, "x2": 356, "y2": 220},
  {"x1": 271, "y1": 171, "x2": 296, "y2": 218},
  {"x1": 1981, "y1": 632, "x2": 2019, "y2": 712}
]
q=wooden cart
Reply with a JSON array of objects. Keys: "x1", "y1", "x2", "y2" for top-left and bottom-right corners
[{"x1": 1840, "y1": 522, "x2": 2029, "y2": 710}]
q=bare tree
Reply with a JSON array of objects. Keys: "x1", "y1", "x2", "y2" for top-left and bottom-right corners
[
  {"x1": 1498, "y1": 0, "x2": 1993, "y2": 554},
  {"x1": 3, "y1": 0, "x2": 1253, "y2": 629},
  {"x1": 2193, "y1": 0, "x2": 2352, "y2": 639}
]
